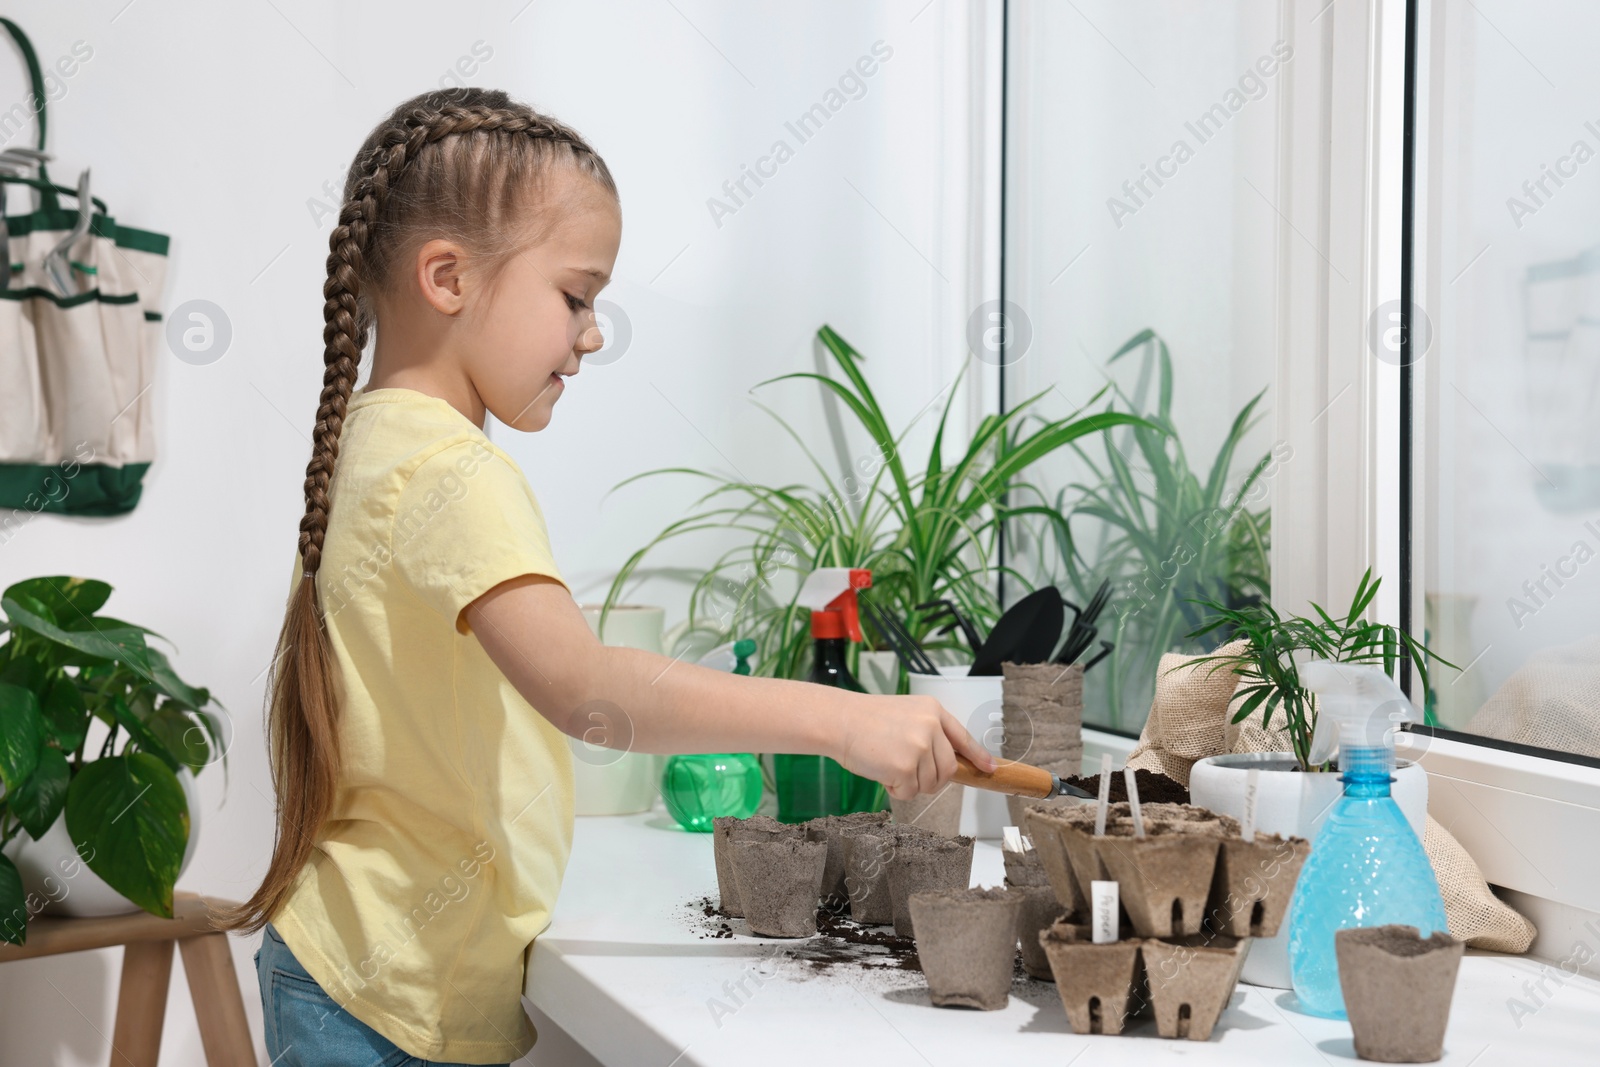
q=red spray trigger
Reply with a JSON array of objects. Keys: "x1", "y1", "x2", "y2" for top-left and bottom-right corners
[
  {"x1": 825, "y1": 568, "x2": 873, "y2": 643},
  {"x1": 798, "y1": 567, "x2": 873, "y2": 642}
]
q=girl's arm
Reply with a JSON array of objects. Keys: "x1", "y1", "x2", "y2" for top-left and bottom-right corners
[{"x1": 464, "y1": 574, "x2": 996, "y2": 799}]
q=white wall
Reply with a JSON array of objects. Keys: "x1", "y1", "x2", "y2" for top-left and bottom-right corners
[{"x1": 0, "y1": 2, "x2": 994, "y2": 1063}]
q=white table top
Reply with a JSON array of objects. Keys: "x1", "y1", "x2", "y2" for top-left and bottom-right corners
[{"x1": 525, "y1": 808, "x2": 1600, "y2": 1066}]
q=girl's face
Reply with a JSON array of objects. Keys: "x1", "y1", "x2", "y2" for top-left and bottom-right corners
[{"x1": 461, "y1": 175, "x2": 622, "y2": 432}]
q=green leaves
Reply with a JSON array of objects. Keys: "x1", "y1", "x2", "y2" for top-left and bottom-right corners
[
  {"x1": 0, "y1": 575, "x2": 223, "y2": 942},
  {"x1": 146, "y1": 705, "x2": 211, "y2": 774},
  {"x1": 609, "y1": 324, "x2": 1162, "y2": 683},
  {"x1": 38, "y1": 676, "x2": 87, "y2": 750},
  {"x1": 0, "y1": 682, "x2": 45, "y2": 790},
  {"x1": 2, "y1": 596, "x2": 149, "y2": 670},
  {"x1": 1183, "y1": 567, "x2": 1456, "y2": 769},
  {"x1": 0, "y1": 853, "x2": 24, "y2": 945},
  {"x1": 65, "y1": 753, "x2": 189, "y2": 919},
  {"x1": 11, "y1": 744, "x2": 69, "y2": 838},
  {"x1": 4, "y1": 577, "x2": 113, "y2": 620},
  {"x1": 1056, "y1": 329, "x2": 1273, "y2": 729}
]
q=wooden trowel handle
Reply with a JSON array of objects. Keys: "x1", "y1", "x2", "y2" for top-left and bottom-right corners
[{"x1": 953, "y1": 754, "x2": 1056, "y2": 799}]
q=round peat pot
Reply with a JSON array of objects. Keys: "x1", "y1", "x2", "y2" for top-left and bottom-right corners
[
  {"x1": 712, "y1": 814, "x2": 795, "y2": 918},
  {"x1": 729, "y1": 836, "x2": 827, "y2": 938},
  {"x1": 1001, "y1": 846, "x2": 1049, "y2": 889},
  {"x1": 1012, "y1": 885, "x2": 1063, "y2": 981},
  {"x1": 1190, "y1": 752, "x2": 1428, "y2": 989},
  {"x1": 886, "y1": 833, "x2": 975, "y2": 938},
  {"x1": 909, "y1": 887, "x2": 1021, "y2": 1010},
  {"x1": 1336, "y1": 925, "x2": 1463, "y2": 1063},
  {"x1": 804, "y1": 810, "x2": 889, "y2": 905},
  {"x1": 888, "y1": 786, "x2": 964, "y2": 838},
  {"x1": 841, "y1": 828, "x2": 895, "y2": 925}
]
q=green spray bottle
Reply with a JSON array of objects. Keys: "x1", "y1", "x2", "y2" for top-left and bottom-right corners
[
  {"x1": 659, "y1": 640, "x2": 763, "y2": 832},
  {"x1": 774, "y1": 567, "x2": 887, "y2": 823}
]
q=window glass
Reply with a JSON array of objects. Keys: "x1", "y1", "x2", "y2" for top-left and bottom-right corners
[
  {"x1": 1418, "y1": 0, "x2": 1600, "y2": 761},
  {"x1": 1004, "y1": 1, "x2": 1283, "y2": 732}
]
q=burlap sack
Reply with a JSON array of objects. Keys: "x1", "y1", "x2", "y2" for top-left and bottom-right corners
[
  {"x1": 1125, "y1": 641, "x2": 1535, "y2": 953},
  {"x1": 1466, "y1": 636, "x2": 1600, "y2": 759},
  {"x1": 1423, "y1": 814, "x2": 1537, "y2": 952},
  {"x1": 1125, "y1": 640, "x2": 1247, "y2": 786}
]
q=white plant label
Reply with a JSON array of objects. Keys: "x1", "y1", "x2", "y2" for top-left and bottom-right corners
[
  {"x1": 1243, "y1": 766, "x2": 1260, "y2": 842},
  {"x1": 1092, "y1": 880, "x2": 1120, "y2": 944},
  {"x1": 1124, "y1": 766, "x2": 1145, "y2": 838},
  {"x1": 1094, "y1": 752, "x2": 1113, "y2": 836}
]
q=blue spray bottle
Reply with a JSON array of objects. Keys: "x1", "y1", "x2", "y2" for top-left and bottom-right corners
[{"x1": 1286, "y1": 661, "x2": 1449, "y2": 1017}]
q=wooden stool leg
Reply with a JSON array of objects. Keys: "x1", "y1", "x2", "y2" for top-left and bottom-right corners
[
  {"x1": 111, "y1": 938, "x2": 174, "y2": 1067},
  {"x1": 178, "y1": 933, "x2": 256, "y2": 1067}
]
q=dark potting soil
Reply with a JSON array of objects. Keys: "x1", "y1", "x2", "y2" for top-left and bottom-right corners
[
  {"x1": 812, "y1": 901, "x2": 923, "y2": 972},
  {"x1": 682, "y1": 896, "x2": 927, "y2": 971},
  {"x1": 1061, "y1": 768, "x2": 1189, "y2": 805},
  {"x1": 679, "y1": 895, "x2": 1066, "y2": 1004},
  {"x1": 690, "y1": 896, "x2": 735, "y2": 938}
]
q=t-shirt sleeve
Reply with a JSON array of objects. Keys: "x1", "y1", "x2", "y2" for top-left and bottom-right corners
[{"x1": 389, "y1": 439, "x2": 567, "y2": 634}]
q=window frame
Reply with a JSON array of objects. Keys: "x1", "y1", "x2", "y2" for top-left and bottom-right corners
[
  {"x1": 1397, "y1": 0, "x2": 1600, "y2": 927},
  {"x1": 997, "y1": 0, "x2": 1600, "y2": 930}
]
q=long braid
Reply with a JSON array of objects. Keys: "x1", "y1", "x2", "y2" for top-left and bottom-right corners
[{"x1": 215, "y1": 93, "x2": 616, "y2": 934}]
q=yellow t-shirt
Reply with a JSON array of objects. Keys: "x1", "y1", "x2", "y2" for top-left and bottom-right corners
[{"x1": 272, "y1": 386, "x2": 574, "y2": 1064}]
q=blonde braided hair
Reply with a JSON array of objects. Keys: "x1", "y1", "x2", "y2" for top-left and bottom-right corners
[{"x1": 217, "y1": 89, "x2": 617, "y2": 933}]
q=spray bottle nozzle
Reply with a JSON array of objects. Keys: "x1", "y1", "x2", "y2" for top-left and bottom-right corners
[
  {"x1": 1300, "y1": 659, "x2": 1420, "y2": 771},
  {"x1": 797, "y1": 567, "x2": 872, "y2": 643}
]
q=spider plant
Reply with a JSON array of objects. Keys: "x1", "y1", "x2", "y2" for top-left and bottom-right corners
[
  {"x1": 601, "y1": 324, "x2": 1152, "y2": 684},
  {"x1": 1020, "y1": 329, "x2": 1273, "y2": 730},
  {"x1": 1183, "y1": 568, "x2": 1455, "y2": 770}
]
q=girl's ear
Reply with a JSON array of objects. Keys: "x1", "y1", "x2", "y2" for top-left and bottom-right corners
[{"x1": 415, "y1": 238, "x2": 468, "y2": 315}]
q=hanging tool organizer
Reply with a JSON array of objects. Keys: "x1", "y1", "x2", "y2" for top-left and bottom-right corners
[{"x1": 0, "y1": 18, "x2": 169, "y2": 516}]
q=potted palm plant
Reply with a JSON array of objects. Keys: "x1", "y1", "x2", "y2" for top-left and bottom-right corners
[
  {"x1": 0, "y1": 577, "x2": 225, "y2": 943},
  {"x1": 1181, "y1": 568, "x2": 1453, "y2": 987}
]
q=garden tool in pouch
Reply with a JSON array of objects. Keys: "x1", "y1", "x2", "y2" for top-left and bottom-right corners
[{"x1": 0, "y1": 18, "x2": 170, "y2": 515}]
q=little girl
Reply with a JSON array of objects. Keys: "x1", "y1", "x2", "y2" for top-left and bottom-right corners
[{"x1": 217, "y1": 88, "x2": 992, "y2": 1067}]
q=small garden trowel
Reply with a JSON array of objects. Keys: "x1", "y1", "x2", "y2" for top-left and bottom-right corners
[{"x1": 952, "y1": 755, "x2": 1096, "y2": 799}]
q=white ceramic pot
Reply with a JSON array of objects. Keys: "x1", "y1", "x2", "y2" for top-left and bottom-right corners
[
  {"x1": 575, "y1": 605, "x2": 666, "y2": 816},
  {"x1": 856, "y1": 649, "x2": 902, "y2": 696},
  {"x1": 1188, "y1": 751, "x2": 1429, "y2": 989},
  {"x1": 909, "y1": 665, "x2": 1006, "y2": 840},
  {"x1": 2, "y1": 766, "x2": 202, "y2": 918}
]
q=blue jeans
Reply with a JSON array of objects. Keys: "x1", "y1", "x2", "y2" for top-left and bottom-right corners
[{"x1": 254, "y1": 922, "x2": 507, "y2": 1067}]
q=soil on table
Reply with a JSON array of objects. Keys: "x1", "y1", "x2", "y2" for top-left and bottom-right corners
[
  {"x1": 678, "y1": 896, "x2": 1062, "y2": 1003},
  {"x1": 1060, "y1": 768, "x2": 1189, "y2": 805}
]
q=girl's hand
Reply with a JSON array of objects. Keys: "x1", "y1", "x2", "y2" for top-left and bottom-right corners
[{"x1": 835, "y1": 693, "x2": 996, "y2": 800}]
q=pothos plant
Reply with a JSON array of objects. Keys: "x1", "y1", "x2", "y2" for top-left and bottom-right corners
[
  {"x1": 0, "y1": 576, "x2": 226, "y2": 944},
  {"x1": 1182, "y1": 569, "x2": 1455, "y2": 771}
]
